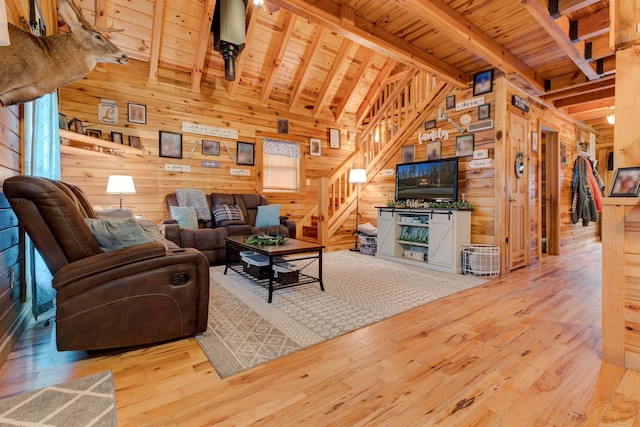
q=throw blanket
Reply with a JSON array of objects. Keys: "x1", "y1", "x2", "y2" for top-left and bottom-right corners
[{"x1": 176, "y1": 189, "x2": 212, "y2": 221}]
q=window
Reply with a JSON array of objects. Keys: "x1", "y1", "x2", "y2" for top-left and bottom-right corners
[{"x1": 262, "y1": 138, "x2": 301, "y2": 192}]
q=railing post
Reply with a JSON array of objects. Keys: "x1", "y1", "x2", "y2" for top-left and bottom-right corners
[{"x1": 317, "y1": 177, "x2": 329, "y2": 249}]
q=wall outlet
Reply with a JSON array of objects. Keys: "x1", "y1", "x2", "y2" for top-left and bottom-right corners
[{"x1": 306, "y1": 179, "x2": 311, "y2": 186}]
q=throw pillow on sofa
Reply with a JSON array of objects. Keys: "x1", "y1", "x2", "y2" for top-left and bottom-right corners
[
  {"x1": 170, "y1": 206, "x2": 199, "y2": 230},
  {"x1": 255, "y1": 204, "x2": 281, "y2": 227},
  {"x1": 84, "y1": 218, "x2": 153, "y2": 251},
  {"x1": 213, "y1": 204, "x2": 245, "y2": 226}
]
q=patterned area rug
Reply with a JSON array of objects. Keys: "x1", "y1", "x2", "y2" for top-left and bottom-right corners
[
  {"x1": 196, "y1": 251, "x2": 488, "y2": 378},
  {"x1": 0, "y1": 371, "x2": 116, "y2": 426}
]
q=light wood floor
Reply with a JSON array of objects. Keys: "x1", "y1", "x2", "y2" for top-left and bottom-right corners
[{"x1": 1, "y1": 242, "x2": 639, "y2": 426}]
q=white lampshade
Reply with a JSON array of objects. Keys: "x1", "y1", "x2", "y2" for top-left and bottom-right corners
[
  {"x1": 106, "y1": 175, "x2": 136, "y2": 194},
  {"x1": 349, "y1": 169, "x2": 367, "y2": 184}
]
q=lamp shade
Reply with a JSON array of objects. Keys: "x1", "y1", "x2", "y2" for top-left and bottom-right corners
[
  {"x1": 349, "y1": 169, "x2": 367, "y2": 184},
  {"x1": 106, "y1": 175, "x2": 136, "y2": 194}
]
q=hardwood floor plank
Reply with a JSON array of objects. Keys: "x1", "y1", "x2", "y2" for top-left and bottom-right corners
[{"x1": 0, "y1": 242, "x2": 640, "y2": 426}]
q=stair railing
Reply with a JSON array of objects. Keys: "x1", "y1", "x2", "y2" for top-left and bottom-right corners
[{"x1": 300, "y1": 70, "x2": 452, "y2": 247}]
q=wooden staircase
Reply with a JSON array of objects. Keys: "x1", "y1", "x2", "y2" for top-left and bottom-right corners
[{"x1": 300, "y1": 70, "x2": 453, "y2": 248}]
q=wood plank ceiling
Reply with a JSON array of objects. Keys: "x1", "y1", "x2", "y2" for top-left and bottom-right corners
[{"x1": 81, "y1": 0, "x2": 614, "y2": 139}]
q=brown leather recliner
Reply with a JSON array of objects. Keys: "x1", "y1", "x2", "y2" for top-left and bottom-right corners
[{"x1": 2, "y1": 176, "x2": 210, "y2": 351}]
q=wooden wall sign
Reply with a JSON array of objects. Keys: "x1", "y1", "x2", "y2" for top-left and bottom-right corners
[
  {"x1": 182, "y1": 122, "x2": 239, "y2": 140},
  {"x1": 511, "y1": 94, "x2": 530, "y2": 113}
]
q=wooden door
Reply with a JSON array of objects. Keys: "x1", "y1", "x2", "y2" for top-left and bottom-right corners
[{"x1": 507, "y1": 112, "x2": 528, "y2": 270}]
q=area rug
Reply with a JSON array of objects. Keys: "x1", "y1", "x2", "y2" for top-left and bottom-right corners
[
  {"x1": 196, "y1": 251, "x2": 488, "y2": 378},
  {"x1": 0, "y1": 371, "x2": 116, "y2": 426}
]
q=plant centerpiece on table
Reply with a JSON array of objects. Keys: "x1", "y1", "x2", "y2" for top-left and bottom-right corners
[
  {"x1": 246, "y1": 233, "x2": 289, "y2": 246},
  {"x1": 386, "y1": 199, "x2": 474, "y2": 210}
]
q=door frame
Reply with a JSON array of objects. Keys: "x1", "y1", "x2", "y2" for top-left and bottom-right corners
[{"x1": 542, "y1": 126, "x2": 561, "y2": 255}]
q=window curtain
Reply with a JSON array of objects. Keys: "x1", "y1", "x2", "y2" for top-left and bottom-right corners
[
  {"x1": 23, "y1": 92, "x2": 60, "y2": 318},
  {"x1": 263, "y1": 137, "x2": 302, "y2": 158}
]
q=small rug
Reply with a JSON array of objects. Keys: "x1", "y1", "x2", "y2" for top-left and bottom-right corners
[
  {"x1": 0, "y1": 371, "x2": 116, "y2": 427},
  {"x1": 197, "y1": 250, "x2": 488, "y2": 378}
]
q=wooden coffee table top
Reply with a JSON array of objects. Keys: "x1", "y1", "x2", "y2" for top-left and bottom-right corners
[{"x1": 225, "y1": 236, "x2": 325, "y2": 256}]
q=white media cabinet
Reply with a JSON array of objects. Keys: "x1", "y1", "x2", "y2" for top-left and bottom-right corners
[{"x1": 376, "y1": 207, "x2": 471, "y2": 274}]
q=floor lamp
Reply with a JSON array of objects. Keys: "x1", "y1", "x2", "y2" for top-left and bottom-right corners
[{"x1": 349, "y1": 168, "x2": 367, "y2": 252}]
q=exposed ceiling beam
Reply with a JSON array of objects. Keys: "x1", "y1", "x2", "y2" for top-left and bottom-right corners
[
  {"x1": 335, "y1": 49, "x2": 375, "y2": 123},
  {"x1": 392, "y1": 0, "x2": 545, "y2": 95},
  {"x1": 356, "y1": 58, "x2": 396, "y2": 125},
  {"x1": 191, "y1": 0, "x2": 216, "y2": 93},
  {"x1": 543, "y1": 75, "x2": 615, "y2": 101},
  {"x1": 570, "y1": 7, "x2": 609, "y2": 42},
  {"x1": 315, "y1": 39, "x2": 352, "y2": 118},
  {"x1": 228, "y1": 5, "x2": 258, "y2": 100},
  {"x1": 267, "y1": 0, "x2": 467, "y2": 88},
  {"x1": 289, "y1": 26, "x2": 327, "y2": 113},
  {"x1": 521, "y1": 0, "x2": 599, "y2": 80},
  {"x1": 585, "y1": 34, "x2": 615, "y2": 62},
  {"x1": 553, "y1": 87, "x2": 615, "y2": 108},
  {"x1": 148, "y1": 0, "x2": 166, "y2": 82},
  {"x1": 566, "y1": 96, "x2": 615, "y2": 113},
  {"x1": 261, "y1": 11, "x2": 296, "y2": 107},
  {"x1": 549, "y1": 0, "x2": 600, "y2": 18}
]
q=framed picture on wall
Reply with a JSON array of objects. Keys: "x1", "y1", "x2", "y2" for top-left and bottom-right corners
[
  {"x1": 473, "y1": 69, "x2": 494, "y2": 96},
  {"x1": 329, "y1": 128, "x2": 341, "y2": 148},
  {"x1": 278, "y1": 118, "x2": 289, "y2": 134},
  {"x1": 426, "y1": 141, "x2": 441, "y2": 160},
  {"x1": 401, "y1": 145, "x2": 415, "y2": 163},
  {"x1": 424, "y1": 119, "x2": 436, "y2": 130},
  {"x1": 128, "y1": 135, "x2": 141, "y2": 148},
  {"x1": 446, "y1": 95, "x2": 456, "y2": 110},
  {"x1": 237, "y1": 141, "x2": 255, "y2": 165},
  {"x1": 128, "y1": 103, "x2": 146, "y2": 124},
  {"x1": 478, "y1": 104, "x2": 491, "y2": 120},
  {"x1": 159, "y1": 131, "x2": 182, "y2": 158},
  {"x1": 58, "y1": 113, "x2": 68, "y2": 130},
  {"x1": 610, "y1": 167, "x2": 640, "y2": 196},
  {"x1": 111, "y1": 132, "x2": 123, "y2": 144},
  {"x1": 86, "y1": 129, "x2": 102, "y2": 139},
  {"x1": 310, "y1": 138, "x2": 322, "y2": 157},
  {"x1": 202, "y1": 139, "x2": 220, "y2": 156},
  {"x1": 456, "y1": 134, "x2": 474, "y2": 157}
]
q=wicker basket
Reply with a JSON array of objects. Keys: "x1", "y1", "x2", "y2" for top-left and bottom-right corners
[{"x1": 461, "y1": 244, "x2": 500, "y2": 278}]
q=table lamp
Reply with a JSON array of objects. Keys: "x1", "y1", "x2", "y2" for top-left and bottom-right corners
[
  {"x1": 106, "y1": 175, "x2": 136, "y2": 209},
  {"x1": 348, "y1": 168, "x2": 367, "y2": 251}
]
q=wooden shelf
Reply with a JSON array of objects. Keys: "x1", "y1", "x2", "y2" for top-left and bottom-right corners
[
  {"x1": 397, "y1": 240, "x2": 429, "y2": 247},
  {"x1": 59, "y1": 129, "x2": 144, "y2": 156},
  {"x1": 398, "y1": 222, "x2": 429, "y2": 228}
]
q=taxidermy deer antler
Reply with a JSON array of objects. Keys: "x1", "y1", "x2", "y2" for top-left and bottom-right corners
[{"x1": 0, "y1": 0, "x2": 128, "y2": 106}]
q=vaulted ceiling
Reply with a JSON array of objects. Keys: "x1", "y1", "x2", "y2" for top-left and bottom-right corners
[{"x1": 81, "y1": 0, "x2": 614, "y2": 139}]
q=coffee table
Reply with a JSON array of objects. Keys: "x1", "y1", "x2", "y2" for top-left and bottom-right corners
[{"x1": 224, "y1": 236, "x2": 325, "y2": 303}]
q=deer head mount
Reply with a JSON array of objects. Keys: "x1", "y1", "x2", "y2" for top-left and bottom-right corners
[{"x1": 0, "y1": 0, "x2": 128, "y2": 106}]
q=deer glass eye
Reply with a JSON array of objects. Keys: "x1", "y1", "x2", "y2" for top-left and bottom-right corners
[{"x1": 95, "y1": 34, "x2": 103, "y2": 41}]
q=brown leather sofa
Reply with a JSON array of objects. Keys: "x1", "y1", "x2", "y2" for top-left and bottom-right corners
[
  {"x1": 2, "y1": 176, "x2": 210, "y2": 351},
  {"x1": 163, "y1": 192, "x2": 296, "y2": 265}
]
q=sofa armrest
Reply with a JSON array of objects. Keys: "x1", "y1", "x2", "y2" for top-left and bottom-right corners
[
  {"x1": 160, "y1": 220, "x2": 181, "y2": 247},
  {"x1": 280, "y1": 218, "x2": 296, "y2": 239},
  {"x1": 53, "y1": 242, "x2": 167, "y2": 290}
]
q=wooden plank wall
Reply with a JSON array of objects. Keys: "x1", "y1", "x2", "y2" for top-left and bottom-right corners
[
  {"x1": 58, "y1": 59, "x2": 358, "y2": 224},
  {"x1": 358, "y1": 85, "x2": 498, "y2": 247},
  {"x1": 0, "y1": 104, "x2": 27, "y2": 367},
  {"x1": 357, "y1": 75, "x2": 598, "y2": 267}
]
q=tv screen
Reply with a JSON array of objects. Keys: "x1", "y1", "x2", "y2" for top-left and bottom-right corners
[{"x1": 395, "y1": 158, "x2": 458, "y2": 202}]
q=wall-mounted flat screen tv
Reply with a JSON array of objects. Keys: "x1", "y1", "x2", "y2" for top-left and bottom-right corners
[{"x1": 395, "y1": 158, "x2": 458, "y2": 202}]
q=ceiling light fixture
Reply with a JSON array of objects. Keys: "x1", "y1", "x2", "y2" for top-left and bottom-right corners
[
  {"x1": 253, "y1": 0, "x2": 264, "y2": 7},
  {"x1": 606, "y1": 108, "x2": 615, "y2": 125}
]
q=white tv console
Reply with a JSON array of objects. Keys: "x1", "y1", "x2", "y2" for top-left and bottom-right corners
[{"x1": 376, "y1": 207, "x2": 471, "y2": 274}]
